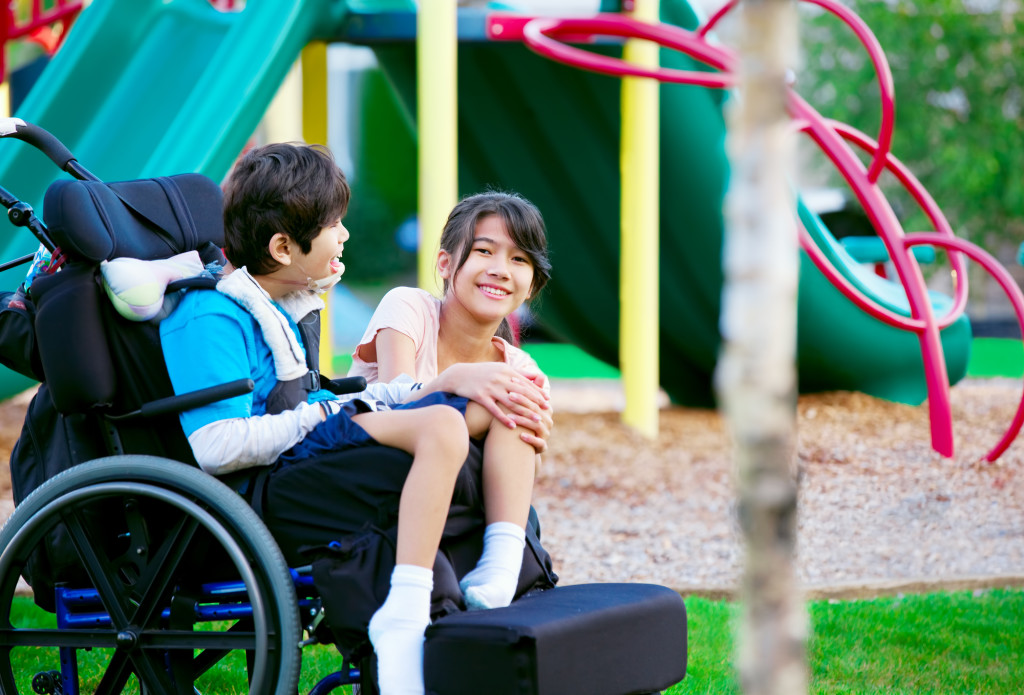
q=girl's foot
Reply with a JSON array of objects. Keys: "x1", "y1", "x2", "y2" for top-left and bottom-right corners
[{"x1": 459, "y1": 522, "x2": 525, "y2": 610}]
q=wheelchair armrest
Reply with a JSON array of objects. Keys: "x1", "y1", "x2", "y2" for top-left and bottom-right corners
[
  {"x1": 321, "y1": 375, "x2": 367, "y2": 396},
  {"x1": 107, "y1": 378, "x2": 255, "y2": 421}
]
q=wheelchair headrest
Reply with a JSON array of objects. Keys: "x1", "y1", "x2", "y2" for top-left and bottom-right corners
[{"x1": 43, "y1": 174, "x2": 224, "y2": 262}]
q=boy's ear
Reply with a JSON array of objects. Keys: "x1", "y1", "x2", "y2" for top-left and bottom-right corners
[
  {"x1": 437, "y1": 250, "x2": 452, "y2": 279},
  {"x1": 267, "y1": 233, "x2": 293, "y2": 266}
]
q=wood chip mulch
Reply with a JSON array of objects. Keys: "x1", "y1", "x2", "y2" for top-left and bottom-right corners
[
  {"x1": 535, "y1": 378, "x2": 1024, "y2": 598},
  {"x1": 2, "y1": 380, "x2": 1022, "y2": 599}
]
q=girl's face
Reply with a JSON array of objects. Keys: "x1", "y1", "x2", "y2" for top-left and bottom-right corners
[{"x1": 440, "y1": 214, "x2": 534, "y2": 325}]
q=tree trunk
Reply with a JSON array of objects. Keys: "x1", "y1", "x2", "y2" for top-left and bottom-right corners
[{"x1": 715, "y1": 1, "x2": 807, "y2": 694}]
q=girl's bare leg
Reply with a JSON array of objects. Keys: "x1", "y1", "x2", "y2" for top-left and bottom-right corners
[
  {"x1": 352, "y1": 405, "x2": 469, "y2": 567},
  {"x1": 460, "y1": 402, "x2": 536, "y2": 609},
  {"x1": 351, "y1": 405, "x2": 468, "y2": 695}
]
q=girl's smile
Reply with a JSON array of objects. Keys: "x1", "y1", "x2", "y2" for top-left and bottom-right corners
[{"x1": 443, "y1": 215, "x2": 534, "y2": 324}]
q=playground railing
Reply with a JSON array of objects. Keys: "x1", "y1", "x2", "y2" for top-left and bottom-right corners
[
  {"x1": 0, "y1": 0, "x2": 84, "y2": 82},
  {"x1": 496, "y1": 0, "x2": 1024, "y2": 463}
]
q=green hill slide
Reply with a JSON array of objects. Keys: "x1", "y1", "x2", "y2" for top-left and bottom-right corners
[{"x1": 0, "y1": 0, "x2": 969, "y2": 406}]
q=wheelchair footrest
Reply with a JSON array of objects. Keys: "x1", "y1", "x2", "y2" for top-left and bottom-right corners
[{"x1": 423, "y1": 582, "x2": 688, "y2": 695}]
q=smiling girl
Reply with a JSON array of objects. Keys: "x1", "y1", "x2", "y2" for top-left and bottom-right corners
[{"x1": 350, "y1": 191, "x2": 553, "y2": 613}]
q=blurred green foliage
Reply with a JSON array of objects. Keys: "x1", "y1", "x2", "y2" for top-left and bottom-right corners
[{"x1": 799, "y1": 0, "x2": 1023, "y2": 249}]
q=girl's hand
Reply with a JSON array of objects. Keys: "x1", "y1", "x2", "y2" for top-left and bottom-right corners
[
  {"x1": 506, "y1": 395, "x2": 554, "y2": 453},
  {"x1": 436, "y1": 362, "x2": 550, "y2": 428}
]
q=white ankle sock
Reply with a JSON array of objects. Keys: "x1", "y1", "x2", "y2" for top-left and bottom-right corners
[
  {"x1": 459, "y1": 522, "x2": 526, "y2": 610},
  {"x1": 368, "y1": 564, "x2": 433, "y2": 695}
]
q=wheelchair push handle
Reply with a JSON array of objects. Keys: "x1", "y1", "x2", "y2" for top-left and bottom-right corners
[
  {"x1": 322, "y1": 375, "x2": 368, "y2": 396},
  {"x1": 109, "y1": 378, "x2": 256, "y2": 421},
  {"x1": 0, "y1": 117, "x2": 98, "y2": 181}
]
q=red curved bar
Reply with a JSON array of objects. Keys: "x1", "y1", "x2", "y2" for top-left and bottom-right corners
[
  {"x1": 698, "y1": 0, "x2": 737, "y2": 39},
  {"x1": 828, "y1": 121, "x2": 971, "y2": 328},
  {"x1": 521, "y1": 15, "x2": 734, "y2": 87},
  {"x1": 514, "y1": 7, "x2": 1021, "y2": 460},
  {"x1": 791, "y1": 91, "x2": 955, "y2": 455},
  {"x1": 801, "y1": 0, "x2": 895, "y2": 183},
  {"x1": 791, "y1": 105, "x2": 970, "y2": 332},
  {"x1": 698, "y1": 0, "x2": 896, "y2": 183},
  {"x1": 905, "y1": 233, "x2": 1024, "y2": 460}
]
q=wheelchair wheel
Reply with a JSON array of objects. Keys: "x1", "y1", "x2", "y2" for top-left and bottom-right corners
[{"x1": 0, "y1": 456, "x2": 301, "y2": 695}]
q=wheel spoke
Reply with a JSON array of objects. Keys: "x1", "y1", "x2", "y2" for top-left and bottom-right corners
[
  {"x1": 94, "y1": 651, "x2": 134, "y2": 695},
  {"x1": 128, "y1": 648, "x2": 182, "y2": 695},
  {"x1": 192, "y1": 618, "x2": 257, "y2": 678},
  {"x1": 0, "y1": 627, "x2": 114, "y2": 649},
  {"x1": 62, "y1": 507, "x2": 131, "y2": 628},
  {"x1": 130, "y1": 514, "x2": 201, "y2": 628}
]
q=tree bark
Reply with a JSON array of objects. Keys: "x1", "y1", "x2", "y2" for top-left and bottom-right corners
[{"x1": 715, "y1": 1, "x2": 807, "y2": 694}]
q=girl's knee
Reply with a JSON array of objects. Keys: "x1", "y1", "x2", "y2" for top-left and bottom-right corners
[{"x1": 487, "y1": 416, "x2": 531, "y2": 442}]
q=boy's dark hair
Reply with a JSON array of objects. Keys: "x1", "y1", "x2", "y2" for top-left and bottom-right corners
[{"x1": 222, "y1": 142, "x2": 350, "y2": 274}]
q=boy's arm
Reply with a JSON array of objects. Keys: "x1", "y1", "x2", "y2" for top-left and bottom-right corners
[
  {"x1": 187, "y1": 402, "x2": 324, "y2": 474},
  {"x1": 162, "y1": 298, "x2": 325, "y2": 473}
]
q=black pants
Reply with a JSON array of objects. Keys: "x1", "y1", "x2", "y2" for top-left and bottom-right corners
[{"x1": 260, "y1": 442, "x2": 487, "y2": 573}]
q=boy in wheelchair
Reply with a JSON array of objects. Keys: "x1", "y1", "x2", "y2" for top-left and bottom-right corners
[
  {"x1": 158, "y1": 142, "x2": 554, "y2": 695},
  {"x1": 0, "y1": 120, "x2": 684, "y2": 695}
]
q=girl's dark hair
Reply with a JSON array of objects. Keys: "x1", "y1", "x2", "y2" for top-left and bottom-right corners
[
  {"x1": 439, "y1": 191, "x2": 551, "y2": 344},
  {"x1": 222, "y1": 142, "x2": 350, "y2": 274}
]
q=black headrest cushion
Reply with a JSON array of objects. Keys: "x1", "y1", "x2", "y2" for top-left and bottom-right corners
[{"x1": 43, "y1": 174, "x2": 224, "y2": 262}]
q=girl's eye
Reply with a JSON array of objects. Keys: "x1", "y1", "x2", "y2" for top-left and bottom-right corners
[
  {"x1": 474, "y1": 247, "x2": 492, "y2": 255},
  {"x1": 513, "y1": 255, "x2": 531, "y2": 264}
]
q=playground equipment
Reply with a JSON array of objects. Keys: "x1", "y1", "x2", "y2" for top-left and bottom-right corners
[
  {"x1": 0, "y1": 0, "x2": 83, "y2": 84},
  {"x1": 0, "y1": 0, "x2": 1020, "y2": 460}
]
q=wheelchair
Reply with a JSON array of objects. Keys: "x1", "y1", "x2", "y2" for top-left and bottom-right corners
[{"x1": 0, "y1": 119, "x2": 686, "y2": 695}]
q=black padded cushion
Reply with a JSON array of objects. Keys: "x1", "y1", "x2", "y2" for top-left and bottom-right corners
[
  {"x1": 42, "y1": 174, "x2": 223, "y2": 262},
  {"x1": 31, "y1": 264, "x2": 115, "y2": 413},
  {"x1": 424, "y1": 583, "x2": 688, "y2": 695}
]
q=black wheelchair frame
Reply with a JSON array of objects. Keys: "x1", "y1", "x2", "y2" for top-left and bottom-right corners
[
  {"x1": 0, "y1": 120, "x2": 684, "y2": 695},
  {"x1": 0, "y1": 119, "x2": 366, "y2": 694}
]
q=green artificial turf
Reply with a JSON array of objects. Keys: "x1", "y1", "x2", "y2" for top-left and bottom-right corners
[
  {"x1": 333, "y1": 337, "x2": 1022, "y2": 383},
  {"x1": 967, "y1": 338, "x2": 1024, "y2": 379}
]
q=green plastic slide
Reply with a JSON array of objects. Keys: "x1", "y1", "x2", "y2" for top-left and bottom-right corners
[
  {"x1": 0, "y1": 0, "x2": 339, "y2": 397},
  {"x1": 368, "y1": 0, "x2": 969, "y2": 407},
  {"x1": 0, "y1": 0, "x2": 969, "y2": 409}
]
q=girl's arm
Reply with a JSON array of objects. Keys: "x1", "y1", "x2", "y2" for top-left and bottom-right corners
[
  {"x1": 375, "y1": 323, "x2": 552, "y2": 450},
  {"x1": 374, "y1": 327, "x2": 419, "y2": 383},
  {"x1": 373, "y1": 326, "x2": 547, "y2": 423}
]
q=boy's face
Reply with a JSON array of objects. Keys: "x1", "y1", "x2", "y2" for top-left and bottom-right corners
[
  {"x1": 267, "y1": 218, "x2": 349, "y2": 292},
  {"x1": 298, "y1": 218, "x2": 349, "y2": 282}
]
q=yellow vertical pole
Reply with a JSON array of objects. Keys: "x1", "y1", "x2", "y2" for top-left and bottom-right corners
[
  {"x1": 264, "y1": 60, "x2": 303, "y2": 144},
  {"x1": 417, "y1": 0, "x2": 458, "y2": 296},
  {"x1": 620, "y1": 0, "x2": 660, "y2": 438},
  {"x1": 301, "y1": 41, "x2": 336, "y2": 375}
]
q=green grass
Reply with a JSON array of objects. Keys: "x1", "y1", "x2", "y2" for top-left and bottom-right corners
[
  {"x1": 669, "y1": 589, "x2": 1024, "y2": 694},
  {"x1": 11, "y1": 589, "x2": 1023, "y2": 693}
]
